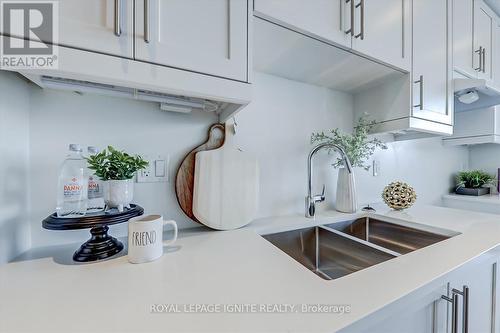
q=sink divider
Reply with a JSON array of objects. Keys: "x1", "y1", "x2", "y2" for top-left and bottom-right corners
[{"x1": 319, "y1": 225, "x2": 402, "y2": 257}]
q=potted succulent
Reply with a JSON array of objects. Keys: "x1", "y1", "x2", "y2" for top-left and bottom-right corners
[
  {"x1": 311, "y1": 115, "x2": 387, "y2": 213},
  {"x1": 455, "y1": 170, "x2": 495, "y2": 196},
  {"x1": 86, "y1": 146, "x2": 149, "y2": 212}
]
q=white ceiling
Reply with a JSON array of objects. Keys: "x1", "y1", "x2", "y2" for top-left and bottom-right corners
[{"x1": 484, "y1": 0, "x2": 500, "y2": 16}]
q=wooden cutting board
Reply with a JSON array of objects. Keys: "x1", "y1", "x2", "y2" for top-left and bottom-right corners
[
  {"x1": 192, "y1": 121, "x2": 259, "y2": 230},
  {"x1": 175, "y1": 124, "x2": 225, "y2": 223}
]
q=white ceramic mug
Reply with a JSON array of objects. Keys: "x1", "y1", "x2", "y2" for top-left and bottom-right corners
[{"x1": 127, "y1": 215, "x2": 178, "y2": 264}]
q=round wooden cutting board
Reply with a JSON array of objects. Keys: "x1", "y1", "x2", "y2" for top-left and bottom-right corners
[{"x1": 175, "y1": 124, "x2": 225, "y2": 223}]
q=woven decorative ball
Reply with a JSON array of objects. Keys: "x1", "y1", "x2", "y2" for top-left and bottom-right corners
[{"x1": 382, "y1": 181, "x2": 417, "y2": 210}]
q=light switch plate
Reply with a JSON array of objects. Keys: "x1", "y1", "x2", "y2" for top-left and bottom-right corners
[
  {"x1": 372, "y1": 160, "x2": 380, "y2": 177},
  {"x1": 136, "y1": 154, "x2": 169, "y2": 183}
]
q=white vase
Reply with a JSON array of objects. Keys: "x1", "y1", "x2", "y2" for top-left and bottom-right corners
[
  {"x1": 104, "y1": 179, "x2": 134, "y2": 212},
  {"x1": 336, "y1": 167, "x2": 357, "y2": 213}
]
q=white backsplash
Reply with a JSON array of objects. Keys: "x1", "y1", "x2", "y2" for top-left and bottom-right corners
[
  {"x1": 0, "y1": 72, "x2": 31, "y2": 263},
  {"x1": 469, "y1": 144, "x2": 500, "y2": 193},
  {"x1": 238, "y1": 73, "x2": 469, "y2": 217},
  {"x1": 0, "y1": 71, "x2": 469, "y2": 251}
]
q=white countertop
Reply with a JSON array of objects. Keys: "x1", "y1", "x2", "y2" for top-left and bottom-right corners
[{"x1": 2, "y1": 204, "x2": 500, "y2": 333}]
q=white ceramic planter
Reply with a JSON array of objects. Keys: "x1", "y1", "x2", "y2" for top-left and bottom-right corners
[
  {"x1": 104, "y1": 179, "x2": 134, "y2": 212},
  {"x1": 336, "y1": 167, "x2": 357, "y2": 213}
]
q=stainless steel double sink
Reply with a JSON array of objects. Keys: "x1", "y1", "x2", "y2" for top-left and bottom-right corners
[{"x1": 262, "y1": 217, "x2": 459, "y2": 280}]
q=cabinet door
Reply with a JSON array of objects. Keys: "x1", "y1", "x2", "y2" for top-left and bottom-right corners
[
  {"x1": 350, "y1": 0, "x2": 411, "y2": 71},
  {"x1": 474, "y1": 0, "x2": 495, "y2": 81},
  {"x1": 135, "y1": 0, "x2": 248, "y2": 82},
  {"x1": 411, "y1": 0, "x2": 452, "y2": 125},
  {"x1": 453, "y1": 0, "x2": 476, "y2": 78},
  {"x1": 449, "y1": 254, "x2": 498, "y2": 333},
  {"x1": 494, "y1": 23, "x2": 500, "y2": 90},
  {"x1": 253, "y1": 0, "x2": 351, "y2": 48},
  {"x1": 0, "y1": 0, "x2": 134, "y2": 58},
  {"x1": 342, "y1": 284, "x2": 448, "y2": 333}
]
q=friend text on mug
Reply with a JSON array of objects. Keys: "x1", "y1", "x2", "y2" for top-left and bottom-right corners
[{"x1": 131, "y1": 231, "x2": 157, "y2": 246}]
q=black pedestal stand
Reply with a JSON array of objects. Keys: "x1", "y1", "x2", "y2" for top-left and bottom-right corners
[
  {"x1": 42, "y1": 204, "x2": 144, "y2": 262},
  {"x1": 72, "y1": 225, "x2": 124, "y2": 262}
]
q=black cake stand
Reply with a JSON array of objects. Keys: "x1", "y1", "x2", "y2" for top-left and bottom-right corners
[{"x1": 42, "y1": 204, "x2": 144, "y2": 262}]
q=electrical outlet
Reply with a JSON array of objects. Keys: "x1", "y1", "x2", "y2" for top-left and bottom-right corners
[{"x1": 136, "y1": 154, "x2": 169, "y2": 183}]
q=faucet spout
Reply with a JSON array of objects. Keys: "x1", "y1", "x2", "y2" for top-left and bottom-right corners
[{"x1": 306, "y1": 143, "x2": 353, "y2": 218}]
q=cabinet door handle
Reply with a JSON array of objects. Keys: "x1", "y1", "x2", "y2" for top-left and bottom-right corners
[
  {"x1": 345, "y1": 0, "x2": 354, "y2": 36},
  {"x1": 442, "y1": 293, "x2": 460, "y2": 333},
  {"x1": 114, "y1": 0, "x2": 121, "y2": 37},
  {"x1": 354, "y1": 0, "x2": 364, "y2": 39},
  {"x1": 413, "y1": 75, "x2": 423, "y2": 110},
  {"x1": 475, "y1": 46, "x2": 483, "y2": 71},
  {"x1": 144, "y1": 0, "x2": 150, "y2": 43},
  {"x1": 482, "y1": 48, "x2": 486, "y2": 73},
  {"x1": 453, "y1": 286, "x2": 469, "y2": 333}
]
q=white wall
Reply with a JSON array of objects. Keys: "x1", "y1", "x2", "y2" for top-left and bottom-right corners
[
  {"x1": 1, "y1": 71, "x2": 470, "y2": 250},
  {"x1": 29, "y1": 84, "x2": 218, "y2": 248},
  {"x1": 355, "y1": 138, "x2": 469, "y2": 205},
  {"x1": 236, "y1": 73, "x2": 354, "y2": 217},
  {"x1": 469, "y1": 144, "x2": 500, "y2": 189},
  {"x1": 238, "y1": 74, "x2": 469, "y2": 216},
  {"x1": 0, "y1": 72, "x2": 31, "y2": 263}
]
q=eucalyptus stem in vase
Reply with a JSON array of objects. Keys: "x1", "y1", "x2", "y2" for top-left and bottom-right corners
[{"x1": 311, "y1": 115, "x2": 387, "y2": 212}]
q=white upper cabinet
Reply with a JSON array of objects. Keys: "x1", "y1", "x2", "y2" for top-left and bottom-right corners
[
  {"x1": 454, "y1": 0, "x2": 498, "y2": 82},
  {"x1": 350, "y1": 0, "x2": 411, "y2": 71},
  {"x1": 474, "y1": 0, "x2": 495, "y2": 81},
  {"x1": 135, "y1": 0, "x2": 248, "y2": 82},
  {"x1": 253, "y1": 0, "x2": 351, "y2": 48},
  {"x1": 254, "y1": 0, "x2": 410, "y2": 71},
  {"x1": 0, "y1": 0, "x2": 134, "y2": 58},
  {"x1": 454, "y1": 0, "x2": 476, "y2": 77},
  {"x1": 411, "y1": 0, "x2": 452, "y2": 125},
  {"x1": 58, "y1": 0, "x2": 133, "y2": 58},
  {"x1": 0, "y1": 0, "x2": 249, "y2": 82},
  {"x1": 494, "y1": 23, "x2": 500, "y2": 88}
]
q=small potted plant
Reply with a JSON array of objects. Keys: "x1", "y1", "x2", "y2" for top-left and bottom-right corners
[
  {"x1": 86, "y1": 146, "x2": 149, "y2": 212},
  {"x1": 455, "y1": 170, "x2": 495, "y2": 196},
  {"x1": 311, "y1": 115, "x2": 387, "y2": 212}
]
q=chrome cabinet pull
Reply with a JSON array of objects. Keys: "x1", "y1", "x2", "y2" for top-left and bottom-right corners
[
  {"x1": 345, "y1": 0, "x2": 354, "y2": 36},
  {"x1": 354, "y1": 0, "x2": 364, "y2": 39},
  {"x1": 475, "y1": 46, "x2": 483, "y2": 71},
  {"x1": 482, "y1": 48, "x2": 486, "y2": 73},
  {"x1": 413, "y1": 75, "x2": 423, "y2": 110},
  {"x1": 453, "y1": 286, "x2": 469, "y2": 333},
  {"x1": 144, "y1": 0, "x2": 150, "y2": 43},
  {"x1": 442, "y1": 293, "x2": 460, "y2": 333},
  {"x1": 114, "y1": 0, "x2": 121, "y2": 37}
]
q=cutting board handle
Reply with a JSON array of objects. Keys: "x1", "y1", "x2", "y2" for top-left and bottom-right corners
[
  {"x1": 207, "y1": 123, "x2": 225, "y2": 145},
  {"x1": 224, "y1": 119, "x2": 236, "y2": 146}
]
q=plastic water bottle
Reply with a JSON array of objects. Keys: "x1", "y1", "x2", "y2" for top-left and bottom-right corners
[
  {"x1": 86, "y1": 146, "x2": 105, "y2": 213},
  {"x1": 56, "y1": 144, "x2": 88, "y2": 217}
]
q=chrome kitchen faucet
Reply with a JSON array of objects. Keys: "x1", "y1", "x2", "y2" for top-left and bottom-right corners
[{"x1": 305, "y1": 143, "x2": 353, "y2": 218}]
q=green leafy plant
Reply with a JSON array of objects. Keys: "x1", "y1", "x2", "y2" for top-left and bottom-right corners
[
  {"x1": 86, "y1": 146, "x2": 149, "y2": 181},
  {"x1": 456, "y1": 170, "x2": 495, "y2": 189},
  {"x1": 311, "y1": 115, "x2": 388, "y2": 170}
]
